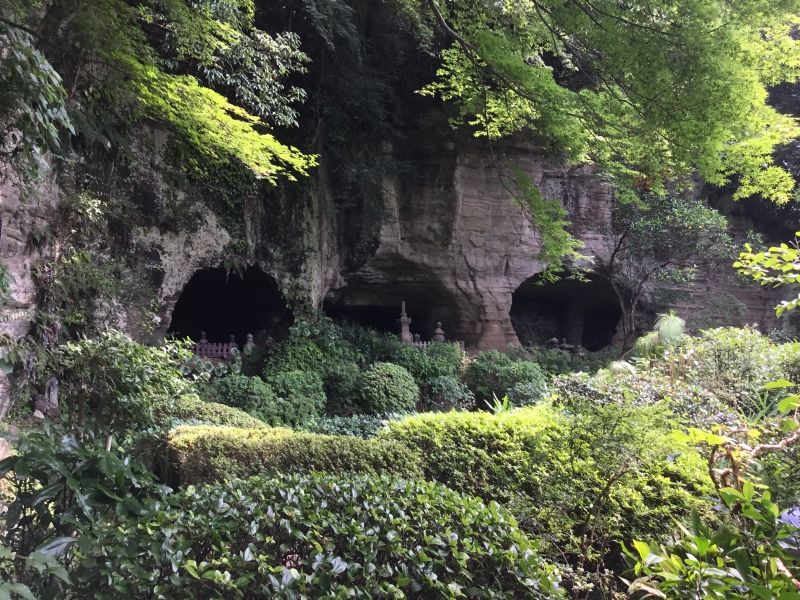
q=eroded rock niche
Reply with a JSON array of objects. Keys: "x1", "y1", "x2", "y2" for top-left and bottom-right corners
[
  {"x1": 167, "y1": 266, "x2": 292, "y2": 344},
  {"x1": 510, "y1": 274, "x2": 621, "y2": 351},
  {"x1": 323, "y1": 258, "x2": 459, "y2": 340}
]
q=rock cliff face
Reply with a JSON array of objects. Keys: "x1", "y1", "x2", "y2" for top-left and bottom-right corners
[
  {"x1": 325, "y1": 130, "x2": 784, "y2": 349},
  {"x1": 0, "y1": 125, "x2": 787, "y2": 379}
]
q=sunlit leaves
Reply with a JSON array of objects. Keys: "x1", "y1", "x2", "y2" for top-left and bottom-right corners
[
  {"x1": 415, "y1": 0, "x2": 800, "y2": 203},
  {"x1": 734, "y1": 233, "x2": 800, "y2": 316}
]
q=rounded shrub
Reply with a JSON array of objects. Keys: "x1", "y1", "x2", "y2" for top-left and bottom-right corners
[
  {"x1": 263, "y1": 334, "x2": 327, "y2": 375},
  {"x1": 157, "y1": 395, "x2": 269, "y2": 430},
  {"x1": 322, "y1": 360, "x2": 361, "y2": 415},
  {"x1": 263, "y1": 370, "x2": 325, "y2": 426},
  {"x1": 76, "y1": 473, "x2": 562, "y2": 598},
  {"x1": 463, "y1": 350, "x2": 515, "y2": 403},
  {"x1": 209, "y1": 374, "x2": 276, "y2": 411},
  {"x1": 358, "y1": 362, "x2": 419, "y2": 414},
  {"x1": 499, "y1": 361, "x2": 548, "y2": 406},
  {"x1": 425, "y1": 375, "x2": 474, "y2": 411}
]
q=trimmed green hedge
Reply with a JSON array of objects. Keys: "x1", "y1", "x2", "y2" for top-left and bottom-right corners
[
  {"x1": 380, "y1": 406, "x2": 714, "y2": 565},
  {"x1": 75, "y1": 473, "x2": 563, "y2": 598},
  {"x1": 155, "y1": 395, "x2": 268, "y2": 430},
  {"x1": 165, "y1": 425, "x2": 422, "y2": 485}
]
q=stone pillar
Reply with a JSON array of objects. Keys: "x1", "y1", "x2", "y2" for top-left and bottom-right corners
[{"x1": 399, "y1": 301, "x2": 413, "y2": 343}]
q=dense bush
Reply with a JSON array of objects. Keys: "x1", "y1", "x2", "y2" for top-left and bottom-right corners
[
  {"x1": 358, "y1": 362, "x2": 419, "y2": 414},
  {"x1": 499, "y1": 361, "x2": 548, "y2": 406},
  {"x1": 423, "y1": 375, "x2": 475, "y2": 411},
  {"x1": 322, "y1": 360, "x2": 361, "y2": 415},
  {"x1": 463, "y1": 351, "x2": 548, "y2": 407},
  {"x1": 157, "y1": 395, "x2": 269, "y2": 430},
  {"x1": 553, "y1": 370, "x2": 737, "y2": 428},
  {"x1": 264, "y1": 317, "x2": 365, "y2": 377},
  {"x1": 0, "y1": 427, "x2": 163, "y2": 598},
  {"x1": 339, "y1": 322, "x2": 403, "y2": 365},
  {"x1": 390, "y1": 342, "x2": 464, "y2": 383},
  {"x1": 664, "y1": 327, "x2": 799, "y2": 410},
  {"x1": 166, "y1": 425, "x2": 422, "y2": 485},
  {"x1": 463, "y1": 350, "x2": 515, "y2": 403},
  {"x1": 301, "y1": 414, "x2": 398, "y2": 438},
  {"x1": 263, "y1": 333, "x2": 327, "y2": 375},
  {"x1": 263, "y1": 370, "x2": 325, "y2": 426},
  {"x1": 380, "y1": 406, "x2": 714, "y2": 575},
  {"x1": 49, "y1": 330, "x2": 191, "y2": 433},
  {"x1": 75, "y1": 473, "x2": 563, "y2": 599},
  {"x1": 523, "y1": 346, "x2": 615, "y2": 375},
  {"x1": 208, "y1": 374, "x2": 276, "y2": 411}
]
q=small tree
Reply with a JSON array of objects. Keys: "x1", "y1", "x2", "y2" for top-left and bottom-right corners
[
  {"x1": 597, "y1": 195, "x2": 731, "y2": 351},
  {"x1": 735, "y1": 232, "x2": 800, "y2": 316}
]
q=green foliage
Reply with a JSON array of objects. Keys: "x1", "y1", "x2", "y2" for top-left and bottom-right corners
[
  {"x1": 666, "y1": 327, "x2": 798, "y2": 413},
  {"x1": 358, "y1": 362, "x2": 419, "y2": 415},
  {"x1": 523, "y1": 346, "x2": 615, "y2": 376},
  {"x1": 322, "y1": 360, "x2": 361, "y2": 415},
  {"x1": 263, "y1": 317, "x2": 364, "y2": 376},
  {"x1": 389, "y1": 342, "x2": 464, "y2": 393},
  {"x1": 0, "y1": 10, "x2": 73, "y2": 177},
  {"x1": 424, "y1": 375, "x2": 475, "y2": 412},
  {"x1": 381, "y1": 406, "x2": 714, "y2": 583},
  {"x1": 262, "y1": 370, "x2": 325, "y2": 427},
  {"x1": 74, "y1": 473, "x2": 563, "y2": 598},
  {"x1": 159, "y1": 395, "x2": 269, "y2": 430},
  {"x1": 416, "y1": 0, "x2": 800, "y2": 203},
  {"x1": 499, "y1": 361, "x2": 548, "y2": 407},
  {"x1": 602, "y1": 194, "x2": 732, "y2": 348},
  {"x1": 165, "y1": 425, "x2": 422, "y2": 486},
  {"x1": 633, "y1": 311, "x2": 686, "y2": 359},
  {"x1": 511, "y1": 168, "x2": 584, "y2": 276},
  {"x1": 301, "y1": 414, "x2": 399, "y2": 438},
  {"x1": 339, "y1": 323, "x2": 404, "y2": 366},
  {"x1": 735, "y1": 232, "x2": 800, "y2": 316},
  {"x1": 134, "y1": 66, "x2": 315, "y2": 185},
  {"x1": 463, "y1": 350, "x2": 515, "y2": 404},
  {"x1": 553, "y1": 370, "x2": 736, "y2": 430},
  {"x1": 628, "y1": 486, "x2": 799, "y2": 599},
  {"x1": 50, "y1": 330, "x2": 192, "y2": 434},
  {"x1": 463, "y1": 352, "x2": 548, "y2": 407},
  {"x1": 1, "y1": 0, "x2": 314, "y2": 184},
  {"x1": 208, "y1": 374, "x2": 276, "y2": 412},
  {"x1": 0, "y1": 426, "x2": 163, "y2": 597}
]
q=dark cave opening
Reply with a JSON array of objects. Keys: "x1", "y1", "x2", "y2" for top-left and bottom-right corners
[
  {"x1": 510, "y1": 274, "x2": 621, "y2": 351},
  {"x1": 323, "y1": 277, "x2": 459, "y2": 340},
  {"x1": 167, "y1": 267, "x2": 293, "y2": 344}
]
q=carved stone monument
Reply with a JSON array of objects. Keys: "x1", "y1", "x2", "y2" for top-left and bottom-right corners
[
  {"x1": 433, "y1": 322, "x2": 445, "y2": 342},
  {"x1": 399, "y1": 301, "x2": 413, "y2": 343}
]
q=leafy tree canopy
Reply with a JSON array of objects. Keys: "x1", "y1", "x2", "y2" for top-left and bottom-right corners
[
  {"x1": 412, "y1": 0, "x2": 800, "y2": 204},
  {"x1": 0, "y1": 0, "x2": 315, "y2": 182},
  {"x1": 735, "y1": 233, "x2": 800, "y2": 316}
]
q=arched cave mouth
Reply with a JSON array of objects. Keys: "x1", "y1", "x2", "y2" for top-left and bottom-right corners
[
  {"x1": 167, "y1": 267, "x2": 293, "y2": 344},
  {"x1": 510, "y1": 273, "x2": 621, "y2": 351},
  {"x1": 323, "y1": 275, "x2": 459, "y2": 340}
]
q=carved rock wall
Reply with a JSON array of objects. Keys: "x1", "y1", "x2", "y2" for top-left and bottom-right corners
[{"x1": 327, "y1": 131, "x2": 784, "y2": 349}]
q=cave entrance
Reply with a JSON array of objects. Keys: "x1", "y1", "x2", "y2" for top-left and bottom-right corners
[
  {"x1": 510, "y1": 273, "x2": 621, "y2": 351},
  {"x1": 323, "y1": 266, "x2": 459, "y2": 340},
  {"x1": 167, "y1": 266, "x2": 292, "y2": 344}
]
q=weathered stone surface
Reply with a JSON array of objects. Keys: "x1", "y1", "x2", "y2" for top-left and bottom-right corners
[{"x1": 327, "y1": 133, "x2": 784, "y2": 349}]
